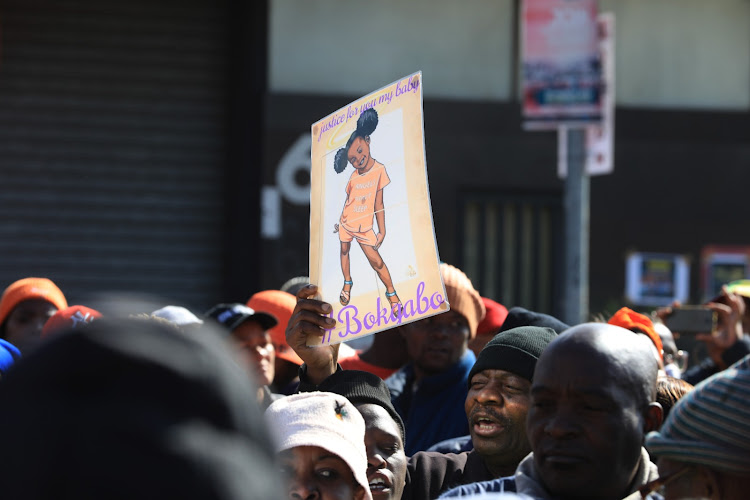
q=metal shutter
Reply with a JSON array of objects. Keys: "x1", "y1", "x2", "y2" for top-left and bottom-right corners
[{"x1": 0, "y1": 1, "x2": 227, "y2": 310}]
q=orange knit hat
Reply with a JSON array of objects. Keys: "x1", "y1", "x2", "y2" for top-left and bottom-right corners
[
  {"x1": 247, "y1": 290, "x2": 302, "y2": 365},
  {"x1": 440, "y1": 263, "x2": 486, "y2": 339},
  {"x1": 607, "y1": 307, "x2": 663, "y2": 360},
  {"x1": 0, "y1": 278, "x2": 68, "y2": 327}
]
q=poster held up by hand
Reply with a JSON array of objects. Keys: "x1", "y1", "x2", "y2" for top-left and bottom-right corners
[{"x1": 309, "y1": 71, "x2": 447, "y2": 346}]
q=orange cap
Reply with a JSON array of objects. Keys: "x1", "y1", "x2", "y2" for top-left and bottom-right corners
[
  {"x1": 247, "y1": 290, "x2": 302, "y2": 365},
  {"x1": 0, "y1": 278, "x2": 68, "y2": 327},
  {"x1": 608, "y1": 307, "x2": 663, "y2": 360}
]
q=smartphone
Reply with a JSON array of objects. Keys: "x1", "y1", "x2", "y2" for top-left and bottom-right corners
[{"x1": 663, "y1": 307, "x2": 716, "y2": 335}]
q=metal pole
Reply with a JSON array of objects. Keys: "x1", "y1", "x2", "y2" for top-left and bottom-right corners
[{"x1": 563, "y1": 127, "x2": 589, "y2": 325}]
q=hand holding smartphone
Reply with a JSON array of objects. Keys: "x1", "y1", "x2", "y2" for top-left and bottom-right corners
[{"x1": 663, "y1": 306, "x2": 717, "y2": 335}]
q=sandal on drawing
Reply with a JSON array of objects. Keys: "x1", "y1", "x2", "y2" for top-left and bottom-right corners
[
  {"x1": 340, "y1": 280, "x2": 353, "y2": 306},
  {"x1": 386, "y1": 290, "x2": 402, "y2": 318}
]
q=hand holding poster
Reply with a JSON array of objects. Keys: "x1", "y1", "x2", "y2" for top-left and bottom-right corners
[{"x1": 309, "y1": 72, "x2": 447, "y2": 346}]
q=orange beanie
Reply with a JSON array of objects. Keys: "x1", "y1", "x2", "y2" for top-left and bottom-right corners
[
  {"x1": 440, "y1": 263, "x2": 486, "y2": 339},
  {"x1": 247, "y1": 290, "x2": 302, "y2": 365},
  {"x1": 607, "y1": 307, "x2": 663, "y2": 360},
  {"x1": 0, "y1": 278, "x2": 68, "y2": 327}
]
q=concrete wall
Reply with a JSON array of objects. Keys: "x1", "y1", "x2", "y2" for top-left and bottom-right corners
[
  {"x1": 600, "y1": 0, "x2": 750, "y2": 110},
  {"x1": 270, "y1": 0, "x2": 750, "y2": 110},
  {"x1": 269, "y1": 0, "x2": 515, "y2": 100}
]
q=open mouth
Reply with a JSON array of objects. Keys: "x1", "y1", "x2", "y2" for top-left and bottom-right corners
[
  {"x1": 368, "y1": 474, "x2": 392, "y2": 494},
  {"x1": 472, "y1": 417, "x2": 505, "y2": 437}
]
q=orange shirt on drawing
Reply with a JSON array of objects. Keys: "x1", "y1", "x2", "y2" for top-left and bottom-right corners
[{"x1": 340, "y1": 160, "x2": 390, "y2": 233}]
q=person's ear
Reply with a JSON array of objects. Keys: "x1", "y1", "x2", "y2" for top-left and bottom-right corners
[{"x1": 644, "y1": 402, "x2": 663, "y2": 433}]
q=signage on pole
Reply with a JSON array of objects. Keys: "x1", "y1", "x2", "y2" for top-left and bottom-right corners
[
  {"x1": 558, "y1": 12, "x2": 614, "y2": 178},
  {"x1": 522, "y1": 0, "x2": 603, "y2": 130}
]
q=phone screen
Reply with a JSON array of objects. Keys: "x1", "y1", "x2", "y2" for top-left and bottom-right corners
[{"x1": 663, "y1": 307, "x2": 716, "y2": 335}]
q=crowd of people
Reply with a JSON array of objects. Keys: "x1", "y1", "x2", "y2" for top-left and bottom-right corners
[{"x1": 0, "y1": 266, "x2": 747, "y2": 500}]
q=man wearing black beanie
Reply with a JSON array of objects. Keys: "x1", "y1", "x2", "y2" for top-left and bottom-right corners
[
  {"x1": 293, "y1": 319, "x2": 557, "y2": 499},
  {"x1": 465, "y1": 327, "x2": 558, "y2": 477}
]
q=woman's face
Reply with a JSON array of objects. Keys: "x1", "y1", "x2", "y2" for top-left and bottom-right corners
[
  {"x1": 231, "y1": 320, "x2": 275, "y2": 386},
  {"x1": 3, "y1": 299, "x2": 58, "y2": 353},
  {"x1": 357, "y1": 404, "x2": 407, "y2": 500},
  {"x1": 280, "y1": 445, "x2": 366, "y2": 500},
  {"x1": 347, "y1": 137, "x2": 371, "y2": 170}
]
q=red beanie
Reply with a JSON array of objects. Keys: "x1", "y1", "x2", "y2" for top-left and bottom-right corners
[
  {"x1": 41, "y1": 305, "x2": 102, "y2": 338},
  {"x1": 476, "y1": 297, "x2": 509, "y2": 336},
  {"x1": 0, "y1": 278, "x2": 68, "y2": 327},
  {"x1": 608, "y1": 307, "x2": 663, "y2": 360},
  {"x1": 247, "y1": 290, "x2": 302, "y2": 366}
]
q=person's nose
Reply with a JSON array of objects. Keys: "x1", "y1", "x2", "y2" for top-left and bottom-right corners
[
  {"x1": 542, "y1": 409, "x2": 580, "y2": 439},
  {"x1": 367, "y1": 449, "x2": 387, "y2": 470},
  {"x1": 474, "y1": 382, "x2": 503, "y2": 407},
  {"x1": 289, "y1": 479, "x2": 320, "y2": 500}
]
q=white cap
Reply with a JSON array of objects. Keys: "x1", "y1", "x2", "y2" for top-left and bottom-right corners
[
  {"x1": 152, "y1": 305, "x2": 203, "y2": 326},
  {"x1": 265, "y1": 392, "x2": 372, "y2": 500}
]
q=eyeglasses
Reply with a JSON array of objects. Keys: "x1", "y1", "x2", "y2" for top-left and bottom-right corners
[
  {"x1": 664, "y1": 349, "x2": 688, "y2": 371},
  {"x1": 639, "y1": 465, "x2": 693, "y2": 498}
]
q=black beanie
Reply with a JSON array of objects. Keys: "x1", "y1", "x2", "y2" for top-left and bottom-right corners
[
  {"x1": 468, "y1": 326, "x2": 558, "y2": 385},
  {"x1": 319, "y1": 369, "x2": 405, "y2": 443},
  {"x1": 498, "y1": 307, "x2": 569, "y2": 334}
]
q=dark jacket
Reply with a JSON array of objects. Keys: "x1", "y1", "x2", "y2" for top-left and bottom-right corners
[
  {"x1": 386, "y1": 350, "x2": 476, "y2": 455},
  {"x1": 683, "y1": 336, "x2": 750, "y2": 385},
  {"x1": 403, "y1": 449, "x2": 495, "y2": 500}
]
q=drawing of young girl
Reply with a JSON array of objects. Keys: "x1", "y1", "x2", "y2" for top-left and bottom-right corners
[{"x1": 333, "y1": 108, "x2": 401, "y2": 316}]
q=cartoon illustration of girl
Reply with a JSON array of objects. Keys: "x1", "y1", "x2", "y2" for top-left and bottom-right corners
[{"x1": 333, "y1": 108, "x2": 401, "y2": 316}]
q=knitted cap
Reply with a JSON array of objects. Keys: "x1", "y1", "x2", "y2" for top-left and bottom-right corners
[
  {"x1": 247, "y1": 290, "x2": 302, "y2": 366},
  {"x1": 0, "y1": 278, "x2": 68, "y2": 327},
  {"x1": 498, "y1": 307, "x2": 569, "y2": 334},
  {"x1": 646, "y1": 354, "x2": 750, "y2": 475},
  {"x1": 41, "y1": 305, "x2": 102, "y2": 338},
  {"x1": 476, "y1": 297, "x2": 509, "y2": 337},
  {"x1": 321, "y1": 369, "x2": 404, "y2": 443},
  {"x1": 608, "y1": 307, "x2": 663, "y2": 360},
  {"x1": 265, "y1": 392, "x2": 372, "y2": 500},
  {"x1": 440, "y1": 263, "x2": 485, "y2": 339},
  {"x1": 468, "y1": 326, "x2": 558, "y2": 384}
]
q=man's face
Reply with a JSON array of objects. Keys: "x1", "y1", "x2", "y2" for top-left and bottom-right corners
[
  {"x1": 357, "y1": 404, "x2": 407, "y2": 500},
  {"x1": 402, "y1": 310, "x2": 470, "y2": 376},
  {"x1": 465, "y1": 369, "x2": 531, "y2": 471},
  {"x1": 527, "y1": 344, "x2": 646, "y2": 499},
  {"x1": 231, "y1": 320, "x2": 275, "y2": 386}
]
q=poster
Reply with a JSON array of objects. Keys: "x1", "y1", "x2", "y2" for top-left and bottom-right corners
[
  {"x1": 309, "y1": 72, "x2": 447, "y2": 346},
  {"x1": 522, "y1": 0, "x2": 603, "y2": 129},
  {"x1": 701, "y1": 245, "x2": 750, "y2": 301},
  {"x1": 584, "y1": 12, "x2": 615, "y2": 176},
  {"x1": 625, "y1": 252, "x2": 689, "y2": 307}
]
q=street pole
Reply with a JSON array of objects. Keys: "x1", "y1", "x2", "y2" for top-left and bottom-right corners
[{"x1": 563, "y1": 126, "x2": 589, "y2": 325}]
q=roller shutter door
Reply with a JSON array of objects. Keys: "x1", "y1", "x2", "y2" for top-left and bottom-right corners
[{"x1": 0, "y1": 1, "x2": 228, "y2": 309}]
